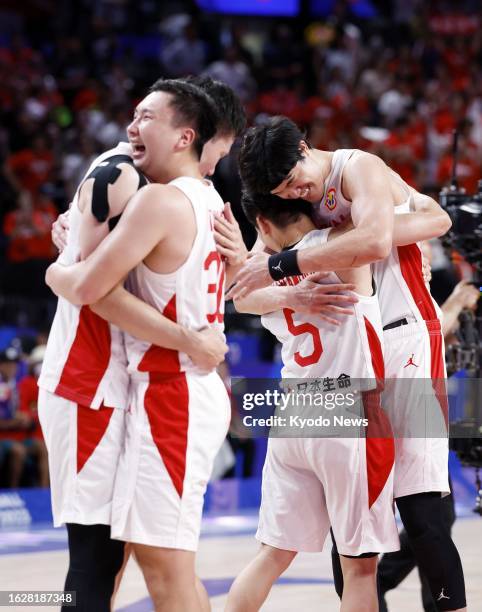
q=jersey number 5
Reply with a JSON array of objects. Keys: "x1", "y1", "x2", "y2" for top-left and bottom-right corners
[
  {"x1": 283, "y1": 308, "x2": 323, "y2": 366},
  {"x1": 204, "y1": 251, "x2": 225, "y2": 323}
]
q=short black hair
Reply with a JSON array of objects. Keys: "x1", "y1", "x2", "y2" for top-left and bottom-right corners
[
  {"x1": 185, "y1": 75, "x2": 246, "y2": 137},
  {"x1": 148, "y1": 78, "x2": 218, "y2": 159},
  {"x1": 241, "y1": 190, "x2": 312, "y2": 229},
  {"x1": 239, "y1": 116, "x2": 310, "y2": 194}
]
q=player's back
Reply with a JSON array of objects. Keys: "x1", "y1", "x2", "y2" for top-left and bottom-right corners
[
  {"x1": 38, "y1": 143, "x2": 134, "y2": 409},
  {"x1": 261, "y1": 228, "x2": 384, "y2": 386},
  {"x1": 125, "y1": 176, "x2": 226, "y2": 378}
]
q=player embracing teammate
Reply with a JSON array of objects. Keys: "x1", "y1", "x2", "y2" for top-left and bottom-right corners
[{"x1": 222, "y1": 116, "x2": 466, "y2": 612}]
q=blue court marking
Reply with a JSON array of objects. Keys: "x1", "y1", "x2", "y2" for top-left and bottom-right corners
[{"x1": 117, "y1": 577, "x2": 334, "y2": 611}]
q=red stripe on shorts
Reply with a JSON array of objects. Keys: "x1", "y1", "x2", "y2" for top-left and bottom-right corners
[
  {"x1": 398, "y1": 245, "x2": 448, "y2": 427},
  {"x1": 144, "y1": 374, "x2": 189, "y2": 498},
  {"x1": 427, "y1": 319, "x2": 449, "y2": 428},
  {"x1": 138, "y1": 294, "x2": 181, "y2": 374},
  {"x1": 363, "y1": 316, "x2": 395, "y2": 509},
  {"x1": 55, "y1": 306, "x2": 111, "y2": 405},
  {"x1": 397, "y1": 244, "x2": 437, "y2": 322},
  {"x1": 77, "y1": 403, "x2": 114, "y2": 473}
]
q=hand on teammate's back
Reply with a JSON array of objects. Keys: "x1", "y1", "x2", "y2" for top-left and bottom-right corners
[
  {"x1": 51, "y1": 210, "x2": 70, "y2": 252},
  {"x1": 188, "y1": 327, "x2": 229, "y2": 371},
  {"x1": 213, "y1": 202, "x2": 248, "y2": 267},
  {"x1": 285, "y1": 272, "x2": 358, "y2": 326}
]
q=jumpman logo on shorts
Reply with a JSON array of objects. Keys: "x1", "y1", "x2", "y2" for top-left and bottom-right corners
[
  {"x1": 437, "y1": 588, "x2": 450, "y2": 601},
  {"x1": 403, "y1": 353, "x2": 419, "y2": 368}
]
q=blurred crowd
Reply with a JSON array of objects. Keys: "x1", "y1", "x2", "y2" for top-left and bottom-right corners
[
  {"x1": 0, "y1": 339, "x2": 49, "y2": 489},
  {"x1": 1, "y1": 0, "x2": 481, "y2": 317}
]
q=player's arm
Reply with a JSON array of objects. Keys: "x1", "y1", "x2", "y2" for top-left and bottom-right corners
[
  {"x1": 89, "y1": 285, "x2": 227, "y2": 368},
  {"x1": 234, "y1": 274, "x2": 357, "y2": 325},
  {"x1": 213, "y1": 202, "x2": 248, "y2": 286},
  {"x1": 228, "y1": 154, "x2": 394, "y2": 298},
  {"x1": 297, "y1": 153, "x2": 394, "y2": 271},
  {"x1": 391, "y1": 189, "x2": 452, "y2": 246},
  {"x1": 46, "y1": 184, "x2": 185, "y2": 305}
]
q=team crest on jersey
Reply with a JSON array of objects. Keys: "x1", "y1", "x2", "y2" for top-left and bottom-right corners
[{"x1": 325, "y1": 188, "x2": 337, "y2": 211}]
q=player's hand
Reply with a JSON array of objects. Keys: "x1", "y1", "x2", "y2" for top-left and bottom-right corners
[
  {"x1": 51, "y1": 210, "x2": 70, "y2": 252},
  {"x1": 422, "y1": 253, "x2": 432, "y2": 283},
  {"x1": 226, "y1": 251, "x2": 272, "y2": 300},
  {"x1": 214, "y1": 202, "x2": 248, "y2": 267},
  {"x1": 450, "y1": 280, "x2": 480, "y2": 310},
  {"x1": 188, "y1": 327, "x2": 229, "y2": 371},
  {"x1": 286, "y1": 272, "x2": 358, "y2": 325}
]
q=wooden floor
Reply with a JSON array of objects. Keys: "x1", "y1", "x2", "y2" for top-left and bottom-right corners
[{"x1": 1, "y1": 514, "x2": 481, "y2": 611}]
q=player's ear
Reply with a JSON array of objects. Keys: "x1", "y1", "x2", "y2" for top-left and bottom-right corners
[
  {"x1": 177, "y1": 127, "x2": 196, "y2": 151},
  {"x1": 257, "y1": 215, "x2": 272, "y2": 236},
  {"x1": 299, "y1": 140, "x2": 309, "y2": 155}
]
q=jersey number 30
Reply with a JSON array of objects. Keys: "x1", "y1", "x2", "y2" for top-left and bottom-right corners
[
  {"x1": 283, "y1": 308, "x2": 323, "y2": 366},
  {"x1": 204, "y1": 251, "x2": 225, "y2": 324}
]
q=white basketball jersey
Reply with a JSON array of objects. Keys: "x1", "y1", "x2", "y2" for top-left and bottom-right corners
[
  {"x1": 261, "y1": 229, "x2": 385, "y2": 385},
  {"x1": 312, "y1": 149, "x2": 442, "y2": 327},
  {"x1": 124, "y1": 176, "x2": 226, "y2": 378},
  {"x1": 38, "y1": 143, "x2": 131, "y2": 410}
]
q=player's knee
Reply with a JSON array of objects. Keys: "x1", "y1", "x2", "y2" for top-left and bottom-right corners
[
  {"x1": 341, "y1": 556, "x2": 377, "y2": 581},
  {"x1": 397, "y1": 492, "x2": 442, "y2": 538},
  {"x1": 136, "y1": 546, "x2": 195, "y2": 589},
  {"x1": 260, "y1": 544, "x2": 296, "y2": 573}
]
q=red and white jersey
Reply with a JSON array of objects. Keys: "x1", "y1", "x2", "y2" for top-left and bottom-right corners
[
  {"x1": 312, "y1": 149, "x2": 442, "y2": 327},
  {"x1": 38, "y1": 143, "x2": 131, "y2": 410},
  {"x1": 311, "y1": 149, "x2": 358, "y2": 229},
  {"x1": 124, "y1": 176, "x2": 226, "y2": 378},
  {"x1": 261, "y1": 229, "x2": 384, "y2": 385}
]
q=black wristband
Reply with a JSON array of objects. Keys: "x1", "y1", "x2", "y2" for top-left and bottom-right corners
[{"x1": 268, "y1": 250, "x2": 300, "y2": 281}]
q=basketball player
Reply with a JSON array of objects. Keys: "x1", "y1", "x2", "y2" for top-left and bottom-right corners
[
  {"x1": 45, "y1": 81, "x2": 234, "y2": 612},
  {"x1": 225, "y1": 192, "x2": 398, "y2": 612},
  {"x1": 228, "y1": 116, "x2": 466, "y2": 612},
  {"x1": 38, "y1": 79, "x2": 236, "y2": 611}
]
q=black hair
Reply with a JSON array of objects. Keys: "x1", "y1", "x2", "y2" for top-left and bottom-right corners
[
  {"x1": 184, "y1": 75, "x2": 246, "y2": 137},
  {"x1": 238, "y1": 116, "x2": 311, "y2": 194},
  {"x1": 148, "y1": 78, "x2": 218, "y2": 159},
  {"x1": 241, "y1": 190, "x2": 312, "y2": 229}
]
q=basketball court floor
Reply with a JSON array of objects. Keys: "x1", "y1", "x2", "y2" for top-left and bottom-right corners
[{"x1": 1, "y1": 505, "x2": 481, "y2": 611}]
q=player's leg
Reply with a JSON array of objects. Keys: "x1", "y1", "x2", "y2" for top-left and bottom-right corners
[
  {"x1": 133, "y1": 544, "x2": 199, "y2": 612},
  {"x1": 339, "y1": 554, "x2": 378, "y2": 612},
  {"x1": 63, "y1": 523, "x2": 125, "y2": 612},
  {"x1": 324, "y1": 434, "x2": 397, "y2": 606},
  {"x1": 225, "y1": 544, "x2": 296, "y2": 612},
  {"x1": 396, "y1": 493, "x2": 466, "y2": 612},
  {"x1": 195, "y1": 576, "x2": 210, "y2": 612},
  {"x1": 111, "y1": 542, "x2": 132, "y2": 610}
]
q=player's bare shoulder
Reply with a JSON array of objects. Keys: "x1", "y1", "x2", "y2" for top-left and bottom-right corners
[{"x1": 343, "y1": 151, "x2": 390, "y2": 197}]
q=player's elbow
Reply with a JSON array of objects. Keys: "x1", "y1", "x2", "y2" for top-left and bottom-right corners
[
  {"x1": 369, "y1": 235, "x2": 392, "y2": 260},
  {"x1": 71, "y1": 278, "x2": 100, "y2": 306},
  {"x1": 437, "y1": 210, "x2": 452, "y2": 236}
]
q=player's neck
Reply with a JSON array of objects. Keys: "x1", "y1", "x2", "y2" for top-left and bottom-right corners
[
  {"x1": 312, "y1": 149, "x2": 334, "y2": 181},
  {"x1": 279, "y1": 217, "x2": 316, "y2": 249},
  {"x1": 152, "y1": 156, "x2": 203, "y2": 183}
]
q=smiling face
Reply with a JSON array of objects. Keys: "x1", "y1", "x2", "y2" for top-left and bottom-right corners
[
  {"x1": 127, "y1": 91, "x2": 195, "y2": 181},
  {"x1": 270, "y1": 141, "x2": 324, "y2": 203},
  {"x1": 199, "y1": 133, "x2": 235, "y2": 177}
]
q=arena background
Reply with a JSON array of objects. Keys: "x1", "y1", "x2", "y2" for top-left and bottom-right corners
[{"x1": 0, "y1": 1, "x2": 481, "y2": 610}]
